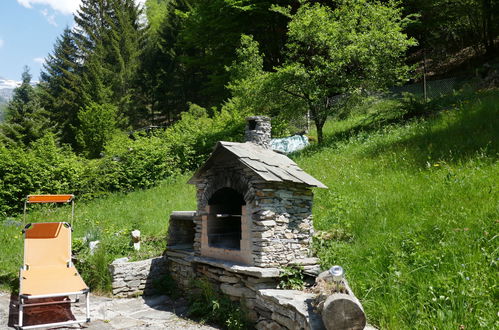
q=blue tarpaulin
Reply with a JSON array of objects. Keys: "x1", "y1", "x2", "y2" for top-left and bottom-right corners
[{"x1": 270, "y1": 135, "x2": 309, "y2": 154}]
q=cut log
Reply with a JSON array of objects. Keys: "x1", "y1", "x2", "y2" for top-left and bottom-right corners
[{"x1": 322, "y1": 292, "x2": 366, "y2": 330}]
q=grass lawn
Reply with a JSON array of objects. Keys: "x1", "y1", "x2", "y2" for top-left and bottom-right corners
[
  {"x1": 295, "y1": 89, "x2": 498, "y2": 329},
  {"x1": 0, "y1": 89, "x2": 497, "y2": 328}
]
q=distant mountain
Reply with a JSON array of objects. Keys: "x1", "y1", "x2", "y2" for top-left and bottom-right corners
[
  {"x1": 0, "y1": 95, "x2": 6, "y2": 122},
  {"x1": 0, "y1": 76, "x2": 38, "y2": 101},
  {"x1": 0, "y1": 76, "x2": 21, "y2": 101}
]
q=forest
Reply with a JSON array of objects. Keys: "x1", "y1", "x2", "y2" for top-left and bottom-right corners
[{"x1": 0, "y1": 0, "x2": 497, "y2": 216}]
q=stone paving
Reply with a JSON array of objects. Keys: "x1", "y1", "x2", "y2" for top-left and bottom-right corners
[{"x1": 0, "y1": 291, "x2": 218, "y2": 329}]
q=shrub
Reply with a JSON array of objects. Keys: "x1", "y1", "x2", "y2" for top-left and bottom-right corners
[
  {"x1": 188, "y1": 279, "x2": 248, "y2": 329},
  {"x1": 0, "y1": 134, "x2": 83, "y2": 216},
  {"x1": 278, "y1": 265, "x2": 305, "y2": 290},
  {"x1": 0, "y1": 103, "x2": 247, "y2": 218},
  {"x1": 77, "y1": 102, "x2": 119, "y2": 158}
]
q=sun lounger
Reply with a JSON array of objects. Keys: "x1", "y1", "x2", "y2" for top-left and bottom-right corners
[{"x1": 16, "y1": 195, "x2": 90, "y2": 329}]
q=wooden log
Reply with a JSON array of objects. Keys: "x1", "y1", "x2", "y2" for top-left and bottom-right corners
[
  {"x1": 322, "y1": 292, "x2": 366, "y2": 330},
  {"x1": 315, "y1": 271, "x2": 366, "y2": 330}
]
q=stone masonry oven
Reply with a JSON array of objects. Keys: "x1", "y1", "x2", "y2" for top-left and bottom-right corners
[{"x1": 186, "y1": 116, "x2": 326, "y2": 267}]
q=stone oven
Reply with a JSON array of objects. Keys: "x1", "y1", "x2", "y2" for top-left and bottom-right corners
[{"x1": 187, "y1": 116, "x2": 326, "y2": 267}]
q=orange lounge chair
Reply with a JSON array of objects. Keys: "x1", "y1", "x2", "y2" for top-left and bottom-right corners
[{"x1": 17, "y1": 195, "x2": 90, "y2": 329}]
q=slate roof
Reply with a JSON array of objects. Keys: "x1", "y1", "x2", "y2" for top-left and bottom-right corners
[{"x1": 189, "y1": 141, "x2": 327, "y2": 188}]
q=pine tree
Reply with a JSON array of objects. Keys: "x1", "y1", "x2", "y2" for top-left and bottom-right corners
[
  {"x1": 73, "y1": 0, "x2": 144, "y2": 127},
  {"x1": 39, "y1": 28, "x2": 82, "y2": 146},
  {"x1": 0, "y1": 68, "x2": 52, "y2": 146}
]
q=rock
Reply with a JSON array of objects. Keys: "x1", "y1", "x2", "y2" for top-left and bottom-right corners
[
  {"x1": 220, "y1": 283, "x2": 255, "y2": 298},
  {"x1": 89, "y1": 240, "x2": 100, "y2": 255},
  {"x1": 113, "y1": 257, "x2": 130, "y2": 264},
  {"x1": 271, "y1": 311, "x2": 296, "y2": 329},
  {"x1": 256, "y1": 320, "x2": 282, "y2": 330},
  {"x1": 219, "y1": 275, "x2": 240, "y2": 284}
]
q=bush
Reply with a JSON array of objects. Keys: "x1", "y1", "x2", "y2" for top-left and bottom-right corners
[
  {"x1": 0, "y1": 104, "x2": 246, "y2": 218},
  {"x1": 188, "y1": 279, "x2": 248, "y2": 329},
  {"x1": 77, "y1": 102, "x2": 119, "y2": 158},
  {"x1": 0, "y1": 134, "x2": 84, "y2": 216}
]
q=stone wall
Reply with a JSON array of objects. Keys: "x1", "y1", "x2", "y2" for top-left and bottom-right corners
[
  {"x1": 255, "y1": 289, "x2": 323, "y2": 330},
  {"x1": 164, "y1": 253, "x2": 325, "y2": 329},
  {"x1": 250, "y1": 183, "x2": 315, "y2": 268},
  {"x1": 109, "y1": 256, "x2": 168, "y2": 298}
]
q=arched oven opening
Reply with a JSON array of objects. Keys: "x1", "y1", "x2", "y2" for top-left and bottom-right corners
[{"x1": 207, "y1": 187, "x2": 245, "y2": 250}]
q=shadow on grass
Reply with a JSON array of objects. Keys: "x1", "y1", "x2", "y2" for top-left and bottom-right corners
[
  {"x1": 0, "y1": 274, "x2": 18, "y2": 295},
  {"x1": 363, "y1": 91, "x2": 499, "y2": 165},
  {"x1": 293, "y1": 89, "x2": 499, "y2": 165}
]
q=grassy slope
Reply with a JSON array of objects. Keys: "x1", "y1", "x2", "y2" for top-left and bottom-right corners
[
  {"x1": 0, "y1": 90, "x2": 497, "y2": 328},
  {"x1": 0, "y1": 174, "x2": 196, "y2": 291},
  {"x1": 294, "y1": 90, "x2": 498, "y2": 329}
]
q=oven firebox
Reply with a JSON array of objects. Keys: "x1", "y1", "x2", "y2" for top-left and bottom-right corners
[{"x1": 207, "y1": 188, "x2": 244, "y2": 250}]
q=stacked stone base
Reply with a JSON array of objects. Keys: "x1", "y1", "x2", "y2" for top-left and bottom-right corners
[
  {"x1": 165, "y1": 249, "x2": 324, "y2": 329},
  {"x1": 109, "y1": 256, "x2": 168, "y2": 297}
]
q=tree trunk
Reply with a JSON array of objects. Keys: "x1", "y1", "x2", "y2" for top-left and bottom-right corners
[
  {"x1": 316, "y1": 121, "x2": 324, "y2": 145},
  {"x1": 482, "y1": 0, "x2": 495, "y2": 56},
  {"x1": 313, "y1": 111, "x2": 327, "y2": 145}
]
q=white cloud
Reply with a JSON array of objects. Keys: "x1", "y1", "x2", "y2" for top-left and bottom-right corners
[
  {"x1": 41, "y1": 8, "x2": 57, "y2": 26},
  {"x1": 0, "y1": 39, "x2": 4, "y2": 48},
  {"x1": 17, "y1": 0, "x2": 80, "y2": 15},
  {"x1": 18, "y1": 0, "x2": 146, "y2": 15},
  {"x1": 33, "y1": 57, "x2": 45, "y2": 64}
]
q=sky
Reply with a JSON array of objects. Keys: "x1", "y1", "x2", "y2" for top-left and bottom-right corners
[{"x1": 0, "y1": 0, "x2": 145, "y2": 82}]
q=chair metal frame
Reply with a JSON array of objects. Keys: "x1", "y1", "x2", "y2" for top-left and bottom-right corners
[{"x1": 16, "y1": 195, "x2": 90, "y2": 330}]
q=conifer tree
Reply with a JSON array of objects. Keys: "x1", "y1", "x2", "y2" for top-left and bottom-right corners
[
  {"x1": 39, "y1": 28, "x2": 81, "y2": 146},
  {"x1": 74, "y1": 0, "x2": 144, "y2": 127},
  {"x1": 0, "y1": 68, "x2": 51, "y2": 146}
]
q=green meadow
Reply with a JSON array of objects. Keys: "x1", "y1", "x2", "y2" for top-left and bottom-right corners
[{"x1": 1, "y1": 89, "x2": 497, "y2": 328}]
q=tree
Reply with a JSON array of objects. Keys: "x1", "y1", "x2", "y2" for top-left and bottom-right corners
[
  {"x1": 265, "y1": 0, "x2": 416, "y2": 144},
  {"x1": 0, "y1": 67, "x2": 52, "y2": 146},
  {"x1": 177, "y1": 0, "x2": 293, "y2": 108},
  {"x1": 39, "y1": 28, "x2": 82, "y2": 146},
  {"x1": 135, "y1": 0, "x2": 192, "y2": 126},
  {"x1": 74, "y1": 0, "x2": 144, "y2": 126},
  {"x1": 402, "y1": 0, "x2": 498, "y2": 56},
  {"x1": 76, "y1": 102, "x2": 119, "y2": 158}
]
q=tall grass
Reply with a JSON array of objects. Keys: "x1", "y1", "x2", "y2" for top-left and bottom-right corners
[{"x1": 295, "y1": 90, "x2": 498, "y2": 329}]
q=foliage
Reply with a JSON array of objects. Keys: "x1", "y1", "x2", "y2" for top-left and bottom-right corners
[
  {"x1": 73, "y1": 0, "x2": 144, "y2": 130},
  {"x1": 0, "y1": 134, "x2": 84, "y2": 217},
  {"x1": 403, "y1": 0, "x2": 498, "y2": 56},
  {"x1": 0, "y1": 68, "x2": 52, "y2": 146},
  {"x1": 76, "y1": 242, "x2": 114, "y2": 293},
  {"x1": 277, "y1": 265, "x2": 305, "y2": 290},
  {"x1": 77, "y1": 102, "x2": 119, "y2": 158},
  {"x1": 39, "y1": 28, "x2": 82, "y2": 146},
  {"x1": 267, "y1": 0, "x2": 416, "y2": 144},
  {"x1": 188, "y1": 279, "x2": 248, "y2": 329},
  {"x1": 159, "y1": 103, "x2": 246, "y2": 170},
  {"x1": 0, "y1": 102, "x2": 245, "y2": 217}
]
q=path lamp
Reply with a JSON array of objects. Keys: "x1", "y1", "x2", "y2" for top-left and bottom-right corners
[{"x1": 329, "y1": 265, "x2": 345, "y2": 292}]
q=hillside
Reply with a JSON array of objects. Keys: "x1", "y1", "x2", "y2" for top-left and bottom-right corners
[
  {"x1": 294, "y1": 89, "x2": 498, "y2": 328},
  {"x1": 0, "y1": 89, "x2": 497, "y2": 328}
]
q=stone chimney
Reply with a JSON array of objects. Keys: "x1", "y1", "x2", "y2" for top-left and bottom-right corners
[{"x1": 245, "y1": 116, "x2": 271, "y2": 148}]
